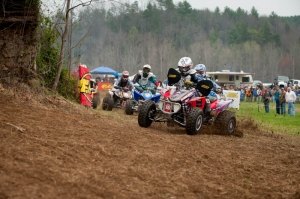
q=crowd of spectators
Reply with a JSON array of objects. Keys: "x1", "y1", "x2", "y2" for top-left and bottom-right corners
[{"x1": 222, "y1": 83, "x2": 299, "y2": 116}]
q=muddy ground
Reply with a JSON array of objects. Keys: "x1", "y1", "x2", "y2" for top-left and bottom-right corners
[{"x1": 0, "y1": 86, "x2": 299, "y2": 199}]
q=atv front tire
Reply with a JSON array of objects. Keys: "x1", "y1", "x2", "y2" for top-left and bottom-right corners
[
  {"x1": 138, "y1": 100, "x2": 156, "y2": 128},
  {"x1": 125, "y1": 100, "x2": 134, "y2": 115},
  {"x1": 102, "y1": 95, "x2": 114, "y2": 111},
  {"x1": 92, "y1": 93, "x2": 101, "y2": 109},
  {"x1": 214, "y1": 110, "x2": 236, "y2": 134},
  {"x1": 186, "y1": 108, "x2": 204, "y2": 135}
]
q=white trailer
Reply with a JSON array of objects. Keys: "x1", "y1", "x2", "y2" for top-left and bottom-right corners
[{"x1": 206, "y1": 70, "x2": 254, "y2": 88}]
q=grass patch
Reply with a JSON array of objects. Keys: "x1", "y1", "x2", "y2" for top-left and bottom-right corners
[{"x1": 236, "y1": 101, "x2": 300, "y2": 135}]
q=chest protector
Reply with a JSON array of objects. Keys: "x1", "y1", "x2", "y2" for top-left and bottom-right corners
[
  {"x1": 138, "y1": 71, "x2": 154, "y2": 86},
  {"x1": 176, "y1": 68, "x2": 196, "y2": 82},
  {"x1": 118, "y1": 79, "x2": 129, "y2": 88}
]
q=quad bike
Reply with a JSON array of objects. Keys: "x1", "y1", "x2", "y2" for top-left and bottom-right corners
[
  {"x1": 102, "y1": 87, "x2": 132, "y2": 112},
  {"x1": 124, "y1": 85, "x2": 161, "y2": 115},
  {"x1": 138, "y1": 68, "x2": 236, "y2": 135}
]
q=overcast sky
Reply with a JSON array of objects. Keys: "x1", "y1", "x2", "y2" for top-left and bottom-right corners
[
  {"x1": 42, "y1": 0, "x2": 300, "y2": 17},
  {"x1": 174, "y1": 0, "x2": 300, "y2": 17}
]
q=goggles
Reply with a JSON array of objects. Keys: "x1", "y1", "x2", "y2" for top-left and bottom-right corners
[{"x1": 143, "y1": 68, "x2": 151, "y2": 73}]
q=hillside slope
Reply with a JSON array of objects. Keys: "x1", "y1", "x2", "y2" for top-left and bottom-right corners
[{"x1": 0, "y1": 86, "x2": 299, "y2": 199}]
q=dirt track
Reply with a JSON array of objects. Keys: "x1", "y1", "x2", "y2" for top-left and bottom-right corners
[{"x1": 0, "y1": 88, "x2": 300, "y2": 199}]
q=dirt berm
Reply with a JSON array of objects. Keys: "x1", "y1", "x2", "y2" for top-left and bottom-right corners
[{"x1": 0, "y1": 85, "x2": 299, "y2": 199}]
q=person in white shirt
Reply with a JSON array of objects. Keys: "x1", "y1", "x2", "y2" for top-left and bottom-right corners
[{"x1": 285, "y1": 87, "x2": 297, "y2": 116}]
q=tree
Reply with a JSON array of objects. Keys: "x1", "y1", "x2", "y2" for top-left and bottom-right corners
[
  {"x1": 36, "y1": 16, "x2": 59, "y2": 87},
  {"x1": 229, "y1": 23, "x2": 249, "y2": 44},
  {"x1": 52, "y1": 0, "x2": 93, "y2": 91},
  {"x1": 214, "y1": 7, "x2": 220, "y2": 15},
  {"x1": 66, "y1": 1, "x2": 300, "y2": 83},
  {"x1": 251, "y1": 7, "x2": 258, "y2": 19},
  {"x1": 177, "y1": 1, "x2": 192, "y2": 16},
  {"x1": 157, "y1": 0, "x2": 175, "y2": 10}
]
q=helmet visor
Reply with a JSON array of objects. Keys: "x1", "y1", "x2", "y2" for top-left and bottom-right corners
[
  {"x1": 197, "y1": 70, "x2": 205, "y2": 74},
  {"x1": 122, "y1": 75, "x2": 129, "y2": 80},
  {"x1": 178, "y1": 66, "x2": 189, "y2": 73}
]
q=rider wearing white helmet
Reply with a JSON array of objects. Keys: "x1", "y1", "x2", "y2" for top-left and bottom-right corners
[
  {"x1": 176, "y1": 57, "x2": 198, "y2": 85},
  {"x1": 132, "y1": 64, "x2": 157, "y2": 93}
]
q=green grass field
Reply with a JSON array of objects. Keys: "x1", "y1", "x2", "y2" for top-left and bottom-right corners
[{"x1": 236, "y1": 101, "x2": 300, "y2": 135}]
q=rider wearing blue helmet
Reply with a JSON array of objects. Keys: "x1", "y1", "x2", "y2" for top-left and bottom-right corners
[
  {"x1": 194, "y1": 64, "x2": 221, "y2": 100},
  {"x1": 194, "y1": 64, "x2": 207, "y2": 81}
]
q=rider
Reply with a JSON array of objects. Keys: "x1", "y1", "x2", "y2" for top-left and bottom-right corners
[
  {"x1": 132, "y1": 64, "x2": 157, "y2": 94},
  {"x1": 194, "y1": 64, "x2": 207, "y2": 81},
  {"x1": 194, "y1": 64, "x2": 221, "y2": 90},
  {"x1": 114, "y1": 70, "x2": 133, "y2": 89},
  {"x1": 176, "y1": 57, "x2": 198, "y2": 88},
  {"x1": 113, "y1": 70, "x2": 134, "y2": 102},
  {"x1": 194, "y1": 63, "x2": 221, "y2": 101}
]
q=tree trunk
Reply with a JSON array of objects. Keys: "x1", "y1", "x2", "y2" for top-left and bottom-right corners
[{"x1": 52, "y1": 0, "x2": 71, "y2": 90}]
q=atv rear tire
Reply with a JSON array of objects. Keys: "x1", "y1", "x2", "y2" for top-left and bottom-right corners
[
  {"x1": 215, "y1": 110, "x2": 236, "y2": 134},
  {"x1": 92, "y1": 93, "x2": 101, "y2": 109},
  {"x1": 186, "y1": 108, "x2": 203, "y2": 135},
  {"x1": 138, "y1": 100, "x2": 156, "y2": 128},
  {"x1": 125, "y1": 100, "x2": 134, "y2": 115},
  {"x1": 102, "y1": 95, "x2": 114, "y2": 111}
]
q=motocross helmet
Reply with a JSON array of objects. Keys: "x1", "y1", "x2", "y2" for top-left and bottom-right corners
[
  {"x1": 121, "y1": 70, "x2": 129, "y2": 81},
  {"x1": 178, "y1": 57, "x2": 193, "y2": 75},
  {"x1": 194, "y1": 64, "x2": 206, "y2": 75},
  {"x1": 142, "y1": 64, "x2": 151, "y2": 78}
]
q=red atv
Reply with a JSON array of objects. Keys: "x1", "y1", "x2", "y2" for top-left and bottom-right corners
[{"x1": 138, "y1": 68, "x2": 236, "y2": 135}]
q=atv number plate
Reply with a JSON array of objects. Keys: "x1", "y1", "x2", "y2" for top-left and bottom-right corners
[{"x1": 163, "y1": 102, "x2": 172, "y2": 112}]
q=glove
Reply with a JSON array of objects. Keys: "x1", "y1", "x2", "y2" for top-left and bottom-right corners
[
  {"x1": 122, "y1": 87, "x2": 129, "y2": 92},
  {"x1": 184, "y1": 80, "x2": 193, "y2": 87},
  {"x1": 150, "y1": 88, "x2": 156, "y2": 94},
  {"x1": 216, "y1": 88, "x2": 222, "y2": 94},
  {"x1": 141, "y1": 85, "x2": 147, "y2": 90}
]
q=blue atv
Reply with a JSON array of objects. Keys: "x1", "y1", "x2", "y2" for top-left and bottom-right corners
[{"x1": 124, "y1": 85, "x2": 161, "y2": 115}]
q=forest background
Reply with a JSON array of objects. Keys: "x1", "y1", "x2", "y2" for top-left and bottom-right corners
[{"x1": 52, "y1": 0, "x2": 300, "y2": 82}]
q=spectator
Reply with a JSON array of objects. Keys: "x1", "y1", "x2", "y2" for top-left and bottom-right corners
[
  {"x1": 279, "y1": 87, "x2": 286, "y2": 115},
  {"x1": 252, "y1": 87, "x2": 258, "y2": 102},
  {"x1": 240, "y1": 87, "x2": 245, "y2": 101},
  {"x1": 103, "y1": 75, "x2": 109, "y2": 82},
  {"x1": 262, "y1": 87, "x2": 272, "y2": 113},
  {"x1": 273, "y1": 86, "x2": 281, "y2": 114},
  {"x1": 95, "y1": 76, "x2": 101, "y2": 84},
  {"x1": 270, "y1": 86, "x2": 276, "y2": 102},
  {"x1": 285, "y1": 87, "x2": 297, "y2": 116},
  {"x1": 245, "y1": 87, "x2": 252, "y2": 102},
  {"x1": 257, "y1": 86, "x2": 262, "y2": 102}
]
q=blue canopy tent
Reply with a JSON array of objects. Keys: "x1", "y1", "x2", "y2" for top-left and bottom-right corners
[{"x1": 90, "y1": 66, "x2": 119, "y2": 77}]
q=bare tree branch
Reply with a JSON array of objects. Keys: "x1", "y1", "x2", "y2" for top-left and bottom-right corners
[
  {"x1": 68, "y1": 0, "x2": 93, "y2": 14},
  {"x1": 71, "y1": 28, "x2": 91, "y2": 50}
]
